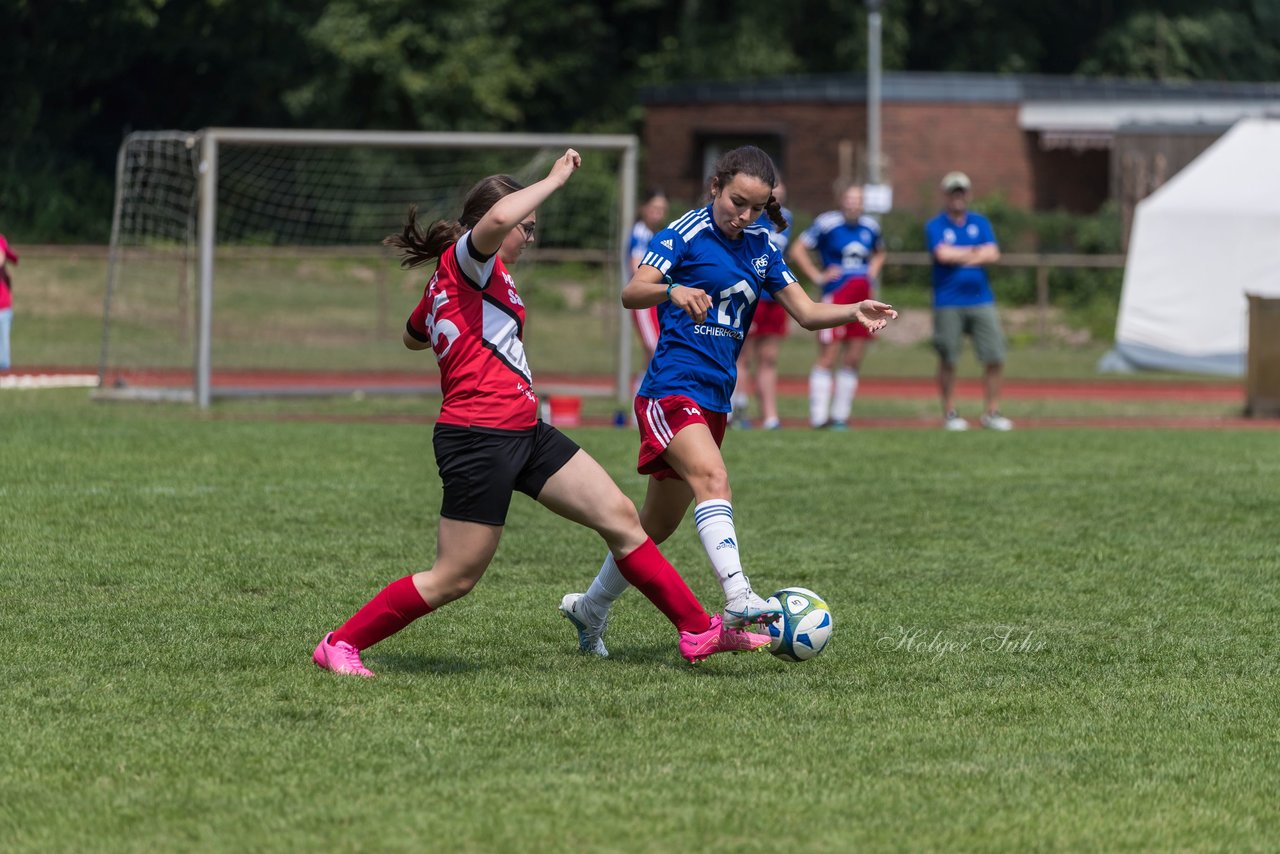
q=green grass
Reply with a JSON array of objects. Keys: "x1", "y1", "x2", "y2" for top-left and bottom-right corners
[{"x1": 2, "y1": 390, "x2": 1278, "y2": 851}]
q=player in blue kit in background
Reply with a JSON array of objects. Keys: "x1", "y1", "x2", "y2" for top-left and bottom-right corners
[
  {"x1": 788, "y1": 183, "x2": 886, "y2": 429},
  {"x1": 732, "y1": 179, "x2": 794, "y2": 429},
  {"x1": 560, "y1": 146, "x2": 897, "y2": 656},
  {"x1": 925, "y1": 171, "x2": 1013, "y2": 431}
]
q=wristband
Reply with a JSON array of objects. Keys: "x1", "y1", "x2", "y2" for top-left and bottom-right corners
[{"x1": 664, "y1": 276, "x2": 678, "y2": 299}]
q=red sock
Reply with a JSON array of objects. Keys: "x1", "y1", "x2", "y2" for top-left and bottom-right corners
[
  {"x1": 615, "y1": 539, "x2": 711, "y2": 634},
  {"x1": 332, "y1": 575, "x2": 434, "y2": 651}
]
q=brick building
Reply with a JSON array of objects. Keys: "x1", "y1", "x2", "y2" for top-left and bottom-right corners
[{"x1": 640, "y1": 72, "x2": 1280, "y2": 222}]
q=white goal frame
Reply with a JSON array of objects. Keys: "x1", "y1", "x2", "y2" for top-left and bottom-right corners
[{"x1": 100, "y1": 127, "x2": 639, "y2": 408}]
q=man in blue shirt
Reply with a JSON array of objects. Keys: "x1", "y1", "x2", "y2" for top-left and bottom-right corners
[{"x1": 924, "y1": 171, "x2": 1013, "y2": 431}]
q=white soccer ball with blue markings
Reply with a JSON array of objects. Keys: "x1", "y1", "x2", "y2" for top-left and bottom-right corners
[{"x1": 765, "y1": 587, "x2": 833, "y2": 662}]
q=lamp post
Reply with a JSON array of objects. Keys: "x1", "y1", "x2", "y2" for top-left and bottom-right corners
[{"x1": 865, "y1": 0, "x2": 883, "y2": 184}]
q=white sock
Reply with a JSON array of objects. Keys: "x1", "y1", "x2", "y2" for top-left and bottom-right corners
[
  {"x1": 832, "y1": 368, "x2": 859, "y2": 422},
  {"x1": 583, "y1": 553, "x2": 630, "y2": 618},
  {"x1": 809, "y1": 367, "x2": 833, "y2": 426},
  {"x1": 694, "y1": 499, "x2": 749, "y2": 603}
]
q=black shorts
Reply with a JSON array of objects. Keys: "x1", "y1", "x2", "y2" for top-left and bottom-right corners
[{"x1": 432, "y1": 422, "x2": 581, "y2": 526}]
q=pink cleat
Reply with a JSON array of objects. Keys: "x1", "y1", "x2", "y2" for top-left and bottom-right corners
[
  {"x1": 312, "y1": 632, "x2": 375, "y2": 678},
  {"x1": 679, "y1": 614, "x2": 773, "y2": 664}
]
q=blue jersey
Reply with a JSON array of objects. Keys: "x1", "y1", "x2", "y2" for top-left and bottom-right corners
[
  {"x1": 925, "y1": 211, "x2": 998, "y2": 307},
  {"x1": 755, "y1": 207, "x2": 794, "y2": 303},
  {"x1": 798, "y1": 212, "x2": 884, "y2": 295},
  {"x1": 629, "y1": 220, "x2": 654, "y2": 267},
  {"x1": 638, "y1": 205, "x2": 798, "y2": 412}
]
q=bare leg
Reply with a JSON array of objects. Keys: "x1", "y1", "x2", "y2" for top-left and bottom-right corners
[
  {"x1": 983, "y1": 362, "x2": 1004, "y2": 415},
  {"x1": 756, "y1": 335, "x2": 782, "y2": 427},
  {"x1": 410, "y1": 517, "x2": 503, "y2": 608},
  {"x1": 938, "y1": 360, "x2": 958, "y2": 417}
]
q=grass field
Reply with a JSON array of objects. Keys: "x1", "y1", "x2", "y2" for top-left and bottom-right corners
[{"x1": 2, "y1": 388, "x2": 1277, "y2": 852}]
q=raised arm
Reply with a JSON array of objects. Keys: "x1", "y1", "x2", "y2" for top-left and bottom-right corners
[{"x1": 469, "y1": 149, "x2": 581, "y2": 257}]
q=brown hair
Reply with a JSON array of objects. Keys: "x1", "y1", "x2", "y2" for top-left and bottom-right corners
[
  {"x1": 384, "y1": 174, "x2": 524, "y2": 269},
  {"x1": 709, "y1": 145, "x2": 787, "y2": 232}
]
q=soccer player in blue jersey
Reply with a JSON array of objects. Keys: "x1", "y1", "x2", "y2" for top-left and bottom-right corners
[
  {"x1": 789, "y1": 183, "x2": 887, "y2": 429},
  {"x1": 561, "y1": 146, "x2": 896, "y2": 656},
  {"x1": 925, "y1": 171, "x2": 1013, "y2": 431}
]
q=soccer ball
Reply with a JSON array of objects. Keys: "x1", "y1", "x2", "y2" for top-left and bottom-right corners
[{"x1": 765, "y1": 587, "x2": 833, "y2": 662}]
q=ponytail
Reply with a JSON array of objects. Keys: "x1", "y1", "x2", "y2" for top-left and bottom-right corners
[
  {"x1": 383, "y1": 174, "x2": 526, "y2": 269},
  {"x1": 383, "y1": 205, "x2": 462, "y2": 269},
  {"x1": 763, "y1": 197, "x2": 788, "y2": 232}
]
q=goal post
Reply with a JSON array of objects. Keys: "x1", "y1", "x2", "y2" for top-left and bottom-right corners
[{"x1": 98, "y1": 128, "x2": 639, "y2": 409}]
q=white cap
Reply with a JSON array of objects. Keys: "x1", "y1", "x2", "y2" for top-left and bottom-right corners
[{"x1": 940, "y1": 171, "x2": 971, "y2": 192}]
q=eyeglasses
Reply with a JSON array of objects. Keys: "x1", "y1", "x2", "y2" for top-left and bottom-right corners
[{"x1": 516, "y1": 221, "x2": 537, "y2": 240}]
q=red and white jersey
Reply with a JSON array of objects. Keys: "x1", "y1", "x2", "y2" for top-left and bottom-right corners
[{"x1": 406, "y1": 231, "x2": 538, "y2": 430}]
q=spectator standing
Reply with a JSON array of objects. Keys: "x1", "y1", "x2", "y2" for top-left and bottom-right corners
[{"x1": 925, "y1": 172, "x2": 1012, "y2": 431}]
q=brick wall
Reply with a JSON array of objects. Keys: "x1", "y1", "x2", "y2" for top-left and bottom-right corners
[{"x1": 644, "y1": 100, "x2": 1050, "y2": 219}]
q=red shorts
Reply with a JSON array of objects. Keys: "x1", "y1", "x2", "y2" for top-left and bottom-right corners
[
  {"x1": 818, "y1": 276, "x2": 873, "y2": 344},
  {"x1": 632, "y1": 306, "x2": 661, "y2": 353},
  {"x1": 634, "y1": 395, "x2": 728, "y2": 481},
  {"x1": 750, "y1": 300, "x2": 789, "y2": 337}
]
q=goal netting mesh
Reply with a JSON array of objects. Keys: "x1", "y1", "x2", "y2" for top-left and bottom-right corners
[{"x1": 98, "y1": 129, "x2": 636, "y2": 405}]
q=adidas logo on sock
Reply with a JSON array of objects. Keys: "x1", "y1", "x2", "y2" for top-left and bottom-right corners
[{"x1": 715, "y1": 537, "x2": 737, "y2": 551}]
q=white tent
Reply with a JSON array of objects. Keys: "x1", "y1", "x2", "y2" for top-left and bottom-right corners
[{"x1": 1100, "y1": 118, "x2": 1280, "y2": 375}]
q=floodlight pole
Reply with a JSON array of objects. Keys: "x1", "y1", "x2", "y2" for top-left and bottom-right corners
[{"x1": 866, "y1": 0, "x2": 884, "y2": 184}]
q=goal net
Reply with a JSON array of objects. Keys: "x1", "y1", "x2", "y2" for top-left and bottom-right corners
[{"x1": 97, "y1": 128, "x2": 638, "y2": 407}]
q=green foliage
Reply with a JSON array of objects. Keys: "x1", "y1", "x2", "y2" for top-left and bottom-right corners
[
  {"x1": 8, "y1": 0, "x2": 1280, "y2": 239},
  {"x1": 1079, "y1": 8, "x2": 1280, "y2": 80},
  {"x1": 2, "y1": 392, "x2": 1278, "y2": 850}
]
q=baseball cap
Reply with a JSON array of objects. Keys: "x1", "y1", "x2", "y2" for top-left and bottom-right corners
[
  {"x1": 940, "y1": 171, "x2": 971, "y2": 192},
  {"x1": 0, "y1": 234, "x2": 17, "y2": 264}
]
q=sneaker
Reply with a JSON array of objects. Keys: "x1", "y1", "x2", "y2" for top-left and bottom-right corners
[
  {"x1": 723, "y1": 589, "x2": 783, "y2": 629},
  {"x1": 312, "y1": 632, "x2": 375, "y2": 678},
  {"x1": 944, "y1": 411, "x2": 970, "y2": 432},
  {"x1": 828, "y1": 420, "x2": 849, "y2": 431},
  {"x1": 762, "y1": 418, "x2": 782, "y2": 430},
  {"x1": 559, "y1": 592, "x2": 609, "y2": 657},
  {"x1": 680, "y1": 614, "x2": 773, "y2": 663},
  {"x1": 980, "y1": 411, "x2": 1014, "y2": 431}
]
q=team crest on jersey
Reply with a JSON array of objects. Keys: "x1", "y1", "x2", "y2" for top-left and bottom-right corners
[
  {"x1": 751, "y1": 254, "x2": 769, "y2": 279},
  {"x1": 967, "y1": 224, "x2": 980, "y2": 238},
  {"x1": 943, "y1": 228, "x2": 956, "y2": 243}
]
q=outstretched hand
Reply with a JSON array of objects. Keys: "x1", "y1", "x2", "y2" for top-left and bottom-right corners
[{"x1": 855, "y1": 299, "x2": 898, "y2": 333}]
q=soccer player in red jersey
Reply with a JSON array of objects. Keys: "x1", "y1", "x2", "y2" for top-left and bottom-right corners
[{"x1": 313, "y1": 150, "x2": 769, "y2": 676}]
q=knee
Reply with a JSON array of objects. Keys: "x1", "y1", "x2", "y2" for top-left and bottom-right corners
[
  {"x1": 689, "y1": 467, "x2": 731, "y2": 502},
  {"x1": 423, "y1": 567, "x2": 483, "y2": 607},
  {"x1": 438, "y1": 574, "x2": 479, "y2": 605},
  {"x1": 598, "y1": 491, "x2": 646, "y2": 548}
]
